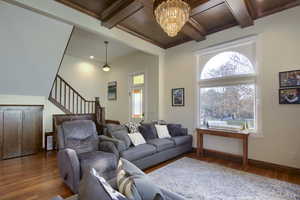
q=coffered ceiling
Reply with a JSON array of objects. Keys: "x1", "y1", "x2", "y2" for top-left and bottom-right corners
[{"x1": 55, "y1": 0, "x2": 300, "y2": 49}]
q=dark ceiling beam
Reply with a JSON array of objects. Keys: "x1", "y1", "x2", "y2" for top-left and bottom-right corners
[
  {"x1": 181, "y1": 18, "x2": 206, "y2": 42},
  {"x1": 191, "y1": 0, "x2": 224, "y2": 16},
  {"x1": 224, "y1": 0, "x2": 254, "y2": 28},
  {"x1": 101, "y1": 0, "x2": 144, "y2": 29}
]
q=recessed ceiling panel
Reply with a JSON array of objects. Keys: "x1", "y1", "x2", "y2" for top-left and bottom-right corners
[{"x1": 193, "y1": 3, "x2": 237, "y2": 33}]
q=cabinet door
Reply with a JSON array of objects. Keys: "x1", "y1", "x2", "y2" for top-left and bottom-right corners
[
  {"x1": 22, "y1": 109, "x2": 42, "y2": 156},
  {"x1": 3, "y1": 110, "x2": 22, "y2": 159}
]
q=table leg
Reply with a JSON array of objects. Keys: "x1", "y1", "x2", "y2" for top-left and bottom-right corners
[
  {"x1": 197, "y1": 133, "x2": 204, "y2": 157},
  {"x1": 243, "y1": 136, "x2": 248, "y2": 166}
]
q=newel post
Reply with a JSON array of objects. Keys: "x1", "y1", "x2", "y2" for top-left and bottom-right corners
[{"x1": 95, "y1": 97, "x2": 105, "y2": 126}]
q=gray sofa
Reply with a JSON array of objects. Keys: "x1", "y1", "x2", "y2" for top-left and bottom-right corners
[
  {"x1": 101, "y1": 123, "x2": 193, "y2": 170},
  {"x1": 57, "y1": 120, "x2": 119, "y2": 193},
  {"x1": 53, "y1": 158, "x2": 186, "y2": 200}
]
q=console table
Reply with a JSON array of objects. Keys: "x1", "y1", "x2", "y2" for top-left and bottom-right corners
[{"x1": 196, "y1": 128, "x2": 250, "y2": 166}]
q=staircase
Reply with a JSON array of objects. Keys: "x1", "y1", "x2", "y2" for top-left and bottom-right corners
[{"x1": 49, "y1": 75, "x2": 97, "y2": 114}]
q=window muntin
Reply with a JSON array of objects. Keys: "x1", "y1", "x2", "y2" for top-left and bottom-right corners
[
  {"x1": 199, "y1": 51, "x2": 256, "y2": 132},
  {"x1": 201, "y1": 52, "x2": 255, "y2": 80}
]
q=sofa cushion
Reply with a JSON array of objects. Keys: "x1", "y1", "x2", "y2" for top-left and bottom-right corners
[
  {"x1": 169, "y1": 135, "x2": 193, "y2": 146},
  {"x1": 106, "y1": 124, "x2": 131, "y2": 149},
  {"x1": 78, "y1": 151, "x2": 118, "y2": 180},
  {"x1": 167, "y1": 124, "x2": 182, "y2": 137},
  {"x1": 147, "y1": 139, "x2": 175, "y2": 152},
  {"x1": 120, "y1": 144, "x2": 156, "y2": 161},
  {"x1": 79, "y1": 168, "x2": 128, "y2": 200},
  {"x1": 139, "y1": 123, "x2": 158, "y2": 140}
]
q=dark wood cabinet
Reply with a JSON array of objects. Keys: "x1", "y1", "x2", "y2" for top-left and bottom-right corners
[{"x1": 0, "y1": 105, "x2": 43, "y2": 160}]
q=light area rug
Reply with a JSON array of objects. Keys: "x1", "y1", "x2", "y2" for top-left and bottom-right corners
[{"x1": 148, "y1": 157, "x2": 300, "y2": 200}]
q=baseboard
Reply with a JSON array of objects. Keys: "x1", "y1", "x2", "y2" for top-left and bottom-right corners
[{"x1": 192, "y1": 148, "x2": 300, "y2": 175}]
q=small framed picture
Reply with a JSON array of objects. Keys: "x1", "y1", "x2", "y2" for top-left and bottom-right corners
[
  {"x1": 279, "y1": 88, "x2": 300, "y2": 104},
  {"x1": 172, "y1": 88, "x2": 185, "y2": 106},
  {"x1": 279, "y1": 70, "x2": 300, "y2": 88},
  {"x1": 108, "y1": 81, "x2": 117, "y2": 100}
]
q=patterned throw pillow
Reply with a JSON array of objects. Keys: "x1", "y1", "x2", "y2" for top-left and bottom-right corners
[
  {"x1": 117, "y1": 160, "x2": 142, "y2": 200},
  {"x1": 90, "y1": 168, "x2": 128, "y2": 200},
  {"x1": 127, "y1": 132, "x2": 146, "y2": 146},
  {"x1": 125, "y1": 122, "x2": 140, "y2": 133},
  {"x1": 117, "y1": 159, "x2": 165, "y2": 200}
]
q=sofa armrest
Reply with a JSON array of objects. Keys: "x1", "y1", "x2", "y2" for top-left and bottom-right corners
[
  {"x1": 99, "y1": 135, "x2": 126, "y2": 152},
  {"x1": 57, "y1": 149, "x2": 80, "y2": 193},
  {"x1": 99, "y1": 141, "x2": 120, "y2": 158},
  {"x1": 180, "y1": 128, "x2": 188, "y2": 136}
]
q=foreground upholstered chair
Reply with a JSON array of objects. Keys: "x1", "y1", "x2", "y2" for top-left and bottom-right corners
[
  {"x1": 57, "y1": 120, "x2": 118, "y2": 193},
  {"x1": 52, "y1": 158, "x2": 187, "y2": 200}
]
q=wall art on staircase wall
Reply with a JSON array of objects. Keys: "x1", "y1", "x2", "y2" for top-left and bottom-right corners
[{"x1": 108, "y1": 81, "x2": 117, "y2": 100}]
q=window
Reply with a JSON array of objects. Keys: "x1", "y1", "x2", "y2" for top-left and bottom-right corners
[
  {"x1": 130, "y1": 73, "x2": 145, "y2": 121},
  {"x1": 199, "y1": 51, "x2": 256, "y2": 132},
  {"x1": 133, "y1": 74, "x2": 144, "y2": 85},
  {"x1": 131, "y1": 88, "x2": 143, "y2": 119}
]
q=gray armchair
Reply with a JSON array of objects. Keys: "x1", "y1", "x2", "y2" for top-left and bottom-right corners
[{"x1": 57, "y1": 120, "x2": 118, "y2": 193}]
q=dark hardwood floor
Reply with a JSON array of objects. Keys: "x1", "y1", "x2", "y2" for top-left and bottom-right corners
[{"x1": 0, "y1": 152, "x2": 299, "y2": 200}]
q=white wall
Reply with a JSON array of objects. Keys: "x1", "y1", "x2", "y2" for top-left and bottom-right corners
[
  {"x1": 161, "y1": 7, "x2": 300, "y2": 168},
  {"x1": 58, "y1": 55, "x2": 107, "y2": 105},
  {"x1": 105, "y1": 52, "x2": 159, "y2": 123},
  {"x1": 0, "y1": 1, "x2": 73, "y2": 96}
]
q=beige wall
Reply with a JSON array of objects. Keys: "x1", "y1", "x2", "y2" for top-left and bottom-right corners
[
  {"x1": 106, "y1": 52, "x2": 159, "y2": 123},
  {"x1": 161, "y1": 7, "x2": 300, "y2": 168},
  {"x1": 59, "y1": 55, "x2": 107, "y2": 105}
]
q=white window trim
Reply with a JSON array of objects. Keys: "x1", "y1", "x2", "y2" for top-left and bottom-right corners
[{"x1": 195, "y1": 35, "x2": 263, "y2": 137}]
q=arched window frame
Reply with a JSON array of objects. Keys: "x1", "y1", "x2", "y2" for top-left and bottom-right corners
[{"x1": 195, "y1": 36, "x2": 262, "y2": 136}]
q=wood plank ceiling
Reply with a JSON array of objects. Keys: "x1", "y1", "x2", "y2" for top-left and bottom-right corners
[{"x1": 56, "y1": 0, "x2": 300, "y2": 49}]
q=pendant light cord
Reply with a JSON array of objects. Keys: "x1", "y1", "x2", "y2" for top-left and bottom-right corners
[{"x1": 105, "y1": 41, "x2": 108, "y2": 65}]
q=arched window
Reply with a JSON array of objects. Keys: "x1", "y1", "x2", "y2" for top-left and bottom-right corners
[{"x1": 198, "y1": 51, "x2": 257, "y2": 132}]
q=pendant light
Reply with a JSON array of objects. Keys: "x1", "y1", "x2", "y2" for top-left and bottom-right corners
[{"x1": 102, "y1": 41, "x2": 111, "y2": 72}]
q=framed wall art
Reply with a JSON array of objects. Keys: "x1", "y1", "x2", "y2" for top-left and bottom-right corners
[
  {"x1": 172, "y1": 88, "x2": 185, "y2": 106},
  {"x1": 108, "y1": 81, "x2": 117, "y2": 100}
]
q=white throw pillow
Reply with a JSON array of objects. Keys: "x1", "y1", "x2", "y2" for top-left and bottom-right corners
[
  {"x1": 155, "y1": 125, "x2": 171, "y2": 138},
  {"x1": 128, "y1": 132, "x2": 146, "y2": 146}
]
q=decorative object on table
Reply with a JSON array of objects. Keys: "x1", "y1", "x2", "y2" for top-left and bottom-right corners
[
  {"x1": 279, "y1": 70, "x2": 300, "y2": 87},
  {"x1": 279, "y1": 88, "x2": 300, "y2": 104},
  {"x1": 102, "y1": 41, "x2": 111, "y2": 72},
  {"x1": 153, "y1": 0, "x2": 190, "y2": 37},
  {"x1": 108, "y1": 81, "x2": 117, "y2": 100},
  {"x1": 172, "y1": 88, "x2": 185, "y2": 106}
]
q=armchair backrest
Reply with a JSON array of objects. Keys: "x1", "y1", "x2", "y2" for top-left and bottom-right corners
[{"x1": 57, "y1": 120, "x2": 98, "y2": 154}]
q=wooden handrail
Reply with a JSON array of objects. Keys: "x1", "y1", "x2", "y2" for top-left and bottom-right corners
[{"x1": 49, "y1": 75, "x2": 97, "y2": 115}]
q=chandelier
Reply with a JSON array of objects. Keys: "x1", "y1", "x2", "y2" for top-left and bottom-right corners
[{"x1": 154, "y1": 0, "x2": 190, "y2": 37}]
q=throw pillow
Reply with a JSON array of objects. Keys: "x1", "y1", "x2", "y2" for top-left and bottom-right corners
[
  {"x1": 117, "y1": 160, "x2": 165, "y2": 200},
  {"x1": 138, "y1": 123, "x2": 158, "y2": 140},
  {"x1": 125, "y1": 122, "x2": 140, "y2": 133},
  {"x1": 128, "y1": 132, "x2": 146, "y2": 146},
  {"x1": 155, "y1": 125, "x2": 171, "y2": 139},
  {"x1": 167, "y1": 124, "x2": 182, "y2": 137},
  {"x1": 79, "y1": 168, "x2": 128, "y2": 200}
]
